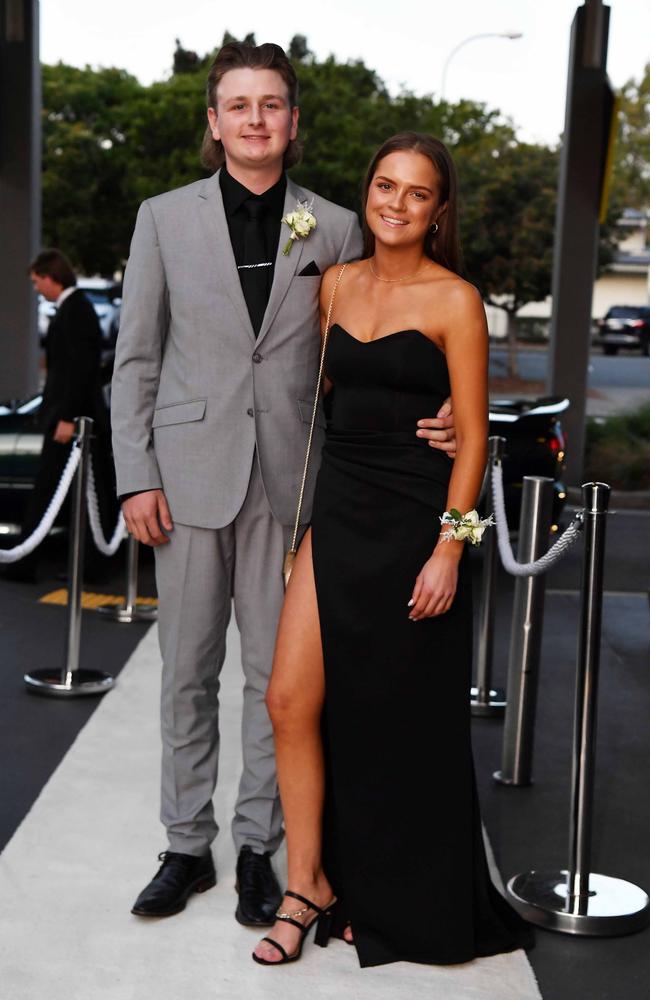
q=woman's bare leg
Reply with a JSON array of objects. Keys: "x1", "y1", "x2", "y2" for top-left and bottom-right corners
[{"x1": 254, "y1": 530, "x2": 335, "y2": 962}]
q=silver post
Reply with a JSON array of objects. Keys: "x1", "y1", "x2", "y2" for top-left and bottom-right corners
[
  {"x1": 471, "y1": 436, "x2": 506, "y2": 717},
  {"x1": 568, "y1": 480, "x2": 608, "y2": 897},
  {"x1": 61, "y1": 415, "x2": 91, "y2": 686},
  {"x1": 24, "y1": 418, "x2": 115, "y2": 697},
  {"x1": 506, "y1": 482, "x2": 650, "y2": 935},
  {"x1": 494, "y1": 476, "x2": 554, "y2": 786},
  {"x1": 125, "y1": 532, "x2": 139, "y2": 612},
  {"x1": 97, "y1": 533, "x2": 157, "y2": 623}
]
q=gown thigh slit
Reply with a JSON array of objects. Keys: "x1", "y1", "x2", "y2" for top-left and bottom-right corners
[{"x1": 311, "y1": 324, "x2": 533, "y2": 967}]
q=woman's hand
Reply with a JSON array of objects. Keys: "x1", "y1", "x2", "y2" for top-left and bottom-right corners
[{"x1": 408, "y1": 543, "x2": 462, "y2": 620}]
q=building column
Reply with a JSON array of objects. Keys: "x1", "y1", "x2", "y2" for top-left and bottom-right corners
[
  {"x1": 0, "y1": 0, "x2": 40, "y2": 400},
  {"x1": 546, "y1": 0, "x2": 612, "y2": 486}
]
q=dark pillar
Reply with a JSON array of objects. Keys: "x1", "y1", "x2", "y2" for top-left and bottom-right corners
[
  {"x1": 546, "y1": 0, "x2": 612, "y2": 486},
  {"x1": 0, "y1": 0, "x2": 40, "y2": 400}
]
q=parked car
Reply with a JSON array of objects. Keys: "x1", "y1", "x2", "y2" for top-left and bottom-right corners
[
  {"x1": 38, "y1": 278, "x2": 122, "y2": 348},
  {"x1": 594, "y1": 305, "x2": 650, "y2": 356},
  {"x1": 486, "y1": 396, "x2": 568, "y2": 532},
  {"x1": 0, "y1": 390, "x2": 568, "y2": 536}
]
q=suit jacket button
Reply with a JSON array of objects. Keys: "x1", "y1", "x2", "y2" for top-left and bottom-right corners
[
  {"x1": 252, "y1": 352, "x2": 262, "y2": 364},
  {"x1": 246, "y1": 407, "x2": 254, "y2": 417}
]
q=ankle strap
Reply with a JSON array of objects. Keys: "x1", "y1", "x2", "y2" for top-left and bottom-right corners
[{"x1": 284, "y1": 889, "x2": 325, "y2": 913}]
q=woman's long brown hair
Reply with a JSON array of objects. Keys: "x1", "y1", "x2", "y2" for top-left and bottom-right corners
[{"x1": 361, "y1": 132, "x2": 464, "y2": 276}]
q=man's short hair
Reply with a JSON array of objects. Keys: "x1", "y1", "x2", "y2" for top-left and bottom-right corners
[
  {"x1": 201, "y1": 42, "x2": 301, "y2": 172},
  {"x1": 29, "y1": 249, "x2": 77, "y2": 289}
]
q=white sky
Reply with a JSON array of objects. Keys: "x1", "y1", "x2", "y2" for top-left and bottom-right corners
[{"x1": 40, "y1": 0, "x2": 649, "y2": 146}]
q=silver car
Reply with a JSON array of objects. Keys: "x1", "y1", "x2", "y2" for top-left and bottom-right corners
[{"x1": 38, "y1": 278, "x2": 122, "y2": 347}]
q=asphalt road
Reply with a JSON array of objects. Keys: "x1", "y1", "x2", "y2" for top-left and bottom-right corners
[{"x1": 490, "y1": 345, "x2": 650, "y2": 390}]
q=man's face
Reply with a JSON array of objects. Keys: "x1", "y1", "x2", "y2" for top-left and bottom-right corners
[
  {"x1": 30, "y1": 272, "x2": 61, "y2": 302},
  {"x1": 207, "y1": 68, "x2": 298, "y2": 174}
]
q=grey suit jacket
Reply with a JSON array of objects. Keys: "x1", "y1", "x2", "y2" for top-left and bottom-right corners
[{"x1": 111, "y1": 171, "x2": 363, "y2": 528}]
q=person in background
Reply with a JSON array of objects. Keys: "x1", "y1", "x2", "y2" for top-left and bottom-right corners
[{"x1": 2, "y1": 249, "x2": 115, "y2": 582}]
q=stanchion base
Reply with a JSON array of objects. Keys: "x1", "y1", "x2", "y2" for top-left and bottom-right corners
[
  {"x1": 470, "y1": 686, "x2": 506, "y2": 717},
  {"x1": 96, "y1": 604, "x2": 158, "y2": 623},
  {"x1": 507, "y1": 869, "x2": 650, "y2": 936},
  {"x1": 493, "y1": 769, "x2": 532, "y2": 787},
  {"x1": 24, "y1": 668, "x2": 115, "y2": 698}
]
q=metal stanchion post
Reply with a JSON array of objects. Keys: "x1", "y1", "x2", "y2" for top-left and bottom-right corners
[
  {"x1": 494, "y1": 476, "x2": 554, "y2": 786},
  {"x1": 97, "y1": 534, "x2": 157, "y2": 623},
  {"x1": 507, "y1": 483, "x2": 650, "y2": 935},
  {"x1": 24, "y1": 418, "x2": 115, "y2": 697},
  {"x1": 471, "y1": 436, "x2": 507, "y2": 717}
]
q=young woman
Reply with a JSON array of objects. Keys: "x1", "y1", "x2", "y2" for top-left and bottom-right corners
[{"x1": 253, "y1": 132, "x2": 533, "y2": 967}]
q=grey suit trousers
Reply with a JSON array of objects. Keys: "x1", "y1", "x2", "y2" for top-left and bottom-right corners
[{"x1": 155, "y1": 453, "x2": 289, "y2": 857}]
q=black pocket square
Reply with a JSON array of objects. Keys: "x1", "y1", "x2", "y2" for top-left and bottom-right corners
[{"x1": 298, "y1": 261, "x2": 321, "y2": 276}]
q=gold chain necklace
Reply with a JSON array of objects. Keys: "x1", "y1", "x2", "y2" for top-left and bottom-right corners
[{"x1": 368, "y1": 259, "x2": 428, "y2": 283}]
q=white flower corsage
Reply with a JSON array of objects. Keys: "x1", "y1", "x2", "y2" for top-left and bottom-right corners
[
  {"x1": 439, "y1": 508, "x2": 494, "y2": 546},
  {"x1": 281, "y1": 199, "x2": 317, "y2": 255}
]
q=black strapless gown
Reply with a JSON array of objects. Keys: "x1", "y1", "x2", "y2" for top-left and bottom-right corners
[{"x1": 311, "y1": 324, "x2": 533, "y2": 968}]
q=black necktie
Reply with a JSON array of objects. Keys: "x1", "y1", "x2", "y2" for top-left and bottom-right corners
[{"x1": 239, "y1": 198, "x2": 269, "y2": 337}]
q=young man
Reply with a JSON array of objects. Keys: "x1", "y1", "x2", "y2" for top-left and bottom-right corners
[{"x1": 112, "y1": 42, "x2": 455, "y2": 926}]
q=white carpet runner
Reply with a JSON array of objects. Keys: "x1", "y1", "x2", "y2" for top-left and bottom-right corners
[{"x1": 0, "y1": 624, "x2": 541, "y2": 999}]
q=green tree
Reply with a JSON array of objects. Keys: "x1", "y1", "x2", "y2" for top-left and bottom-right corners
[
  {"x1": 173, "y1": 39, "x2": 201, "y2": 76},
  {"x1": 460, "y1": 140, "x2": 619, "y2": 377},
  {"x1": 42, "y1": 62, "x2": 210, "y2": 274},
  {"x1": 613, "y1": 62, "x2": 650, "y2": 209},
  {"x1": 47, "y1": 36, "x2": 608, "y2": 304},
  {"x1": 288, "y1": 34, "x2": 312, "y2": 63},
  {"x1": 291, "y1": 58, "x2": 516, "y2": 214},
  {"x1": 460, "y1": 143, "x2": 558, "y2": 376},
  {"x1": 42, "y1": 63, "x2": 144, "y2": 275}
]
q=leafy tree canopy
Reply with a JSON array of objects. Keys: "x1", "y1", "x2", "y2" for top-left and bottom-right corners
[
  {"x1": 613, "y1": 61, "x2": 650, "y2": 209},
  {"x1": 40, "y1": 34, "x2": 638, "y2": 302}
]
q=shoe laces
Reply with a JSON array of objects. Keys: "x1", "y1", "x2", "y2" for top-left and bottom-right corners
[{"x1": 155, "y1": 851, "x2": 198, "y2": 878}]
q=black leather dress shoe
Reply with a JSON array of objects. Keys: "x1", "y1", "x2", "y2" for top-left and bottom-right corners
[
  {"x1": 235, "y1": 845, "x2": 282, "y2": 926},
  {"x1": 131, "y1": 850, "x2": 216, "y2": 917}
]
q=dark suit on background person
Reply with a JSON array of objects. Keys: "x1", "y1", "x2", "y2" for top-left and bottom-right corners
[{"x1": 17, "y1": 287, "x2": 116, "y2": 576}]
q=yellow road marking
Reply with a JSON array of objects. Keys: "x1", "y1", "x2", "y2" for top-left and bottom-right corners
[{"x1": 39, "y1": 589, "x2": 158, "y2": 609}]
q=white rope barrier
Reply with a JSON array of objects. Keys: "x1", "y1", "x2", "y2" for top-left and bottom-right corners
[
  {"x1": 492, "y1": 462, "x2": 583, "y2": 577},
  {"x1": 0, "y1": 444, "x2": 82, "y2": 563},
  {"x1": 86, "y1": 463, "x2": 126, "y2": 556}
]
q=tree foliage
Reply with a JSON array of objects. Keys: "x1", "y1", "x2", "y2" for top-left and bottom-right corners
[
  {"x1": 40, "y1": 33, "x2": 640, "y2": 318},
  {"x1": 613, "y1": 62, "x2": 650, "y2": 209}
]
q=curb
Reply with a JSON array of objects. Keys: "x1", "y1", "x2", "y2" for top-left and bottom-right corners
[{"x1": 566, "y1": 486, "x2": 650, "y2": 511}]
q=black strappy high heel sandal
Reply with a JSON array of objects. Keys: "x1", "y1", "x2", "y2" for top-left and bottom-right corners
[{"x1": 252, "y1": 890, "x2": 337, "y2": 965}]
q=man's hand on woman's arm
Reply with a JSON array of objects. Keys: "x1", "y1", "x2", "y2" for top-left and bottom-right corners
[
  {"x1": 416, "y1": 397, "x2": 457, "y2": 457},
  {"x1": 122, "y1": 489, "x2": 173, "y2": 547}
]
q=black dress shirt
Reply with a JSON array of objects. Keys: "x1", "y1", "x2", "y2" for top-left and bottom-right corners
[{"x1": 219, "y1": 167, "x2": 287, "y2": 312}]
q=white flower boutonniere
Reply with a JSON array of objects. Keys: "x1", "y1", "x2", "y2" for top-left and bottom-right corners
[
  {"x1": 439, "y1": 508, "x2": 495, "y2": 546},
  {"x1": 281, "y1": 199, "x2": 317, "y2": 256}
]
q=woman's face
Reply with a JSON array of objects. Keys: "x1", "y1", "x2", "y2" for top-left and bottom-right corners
[{"x1": 366, "y1": 149, "x2": 444, "y2": 251}]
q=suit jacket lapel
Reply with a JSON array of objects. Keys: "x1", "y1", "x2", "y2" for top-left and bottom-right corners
[
  {"x1": 197, "y1": 169, "x2": 256, "y2": 343},
  {"x1": 256, "y1": 178, "x2": 307, "y2": 348}
]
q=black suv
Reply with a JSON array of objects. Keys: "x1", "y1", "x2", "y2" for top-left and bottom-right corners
[{"x1": 595, "y1": 305, "x2": 650, "y2": 356}]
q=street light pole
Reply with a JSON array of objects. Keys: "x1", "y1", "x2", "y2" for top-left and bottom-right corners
[{"x1": 441, "y1": 32, "x2": 523, "y2": 101}]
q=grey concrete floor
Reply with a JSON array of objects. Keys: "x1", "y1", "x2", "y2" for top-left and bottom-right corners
[{"x1": 1, "y1": 509, "x2": 648, "y2": 999}]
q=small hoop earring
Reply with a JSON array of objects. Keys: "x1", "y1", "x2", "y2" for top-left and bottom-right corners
[{"x1": 429, "y1": 222, "x2": 439, "y2": 235}]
